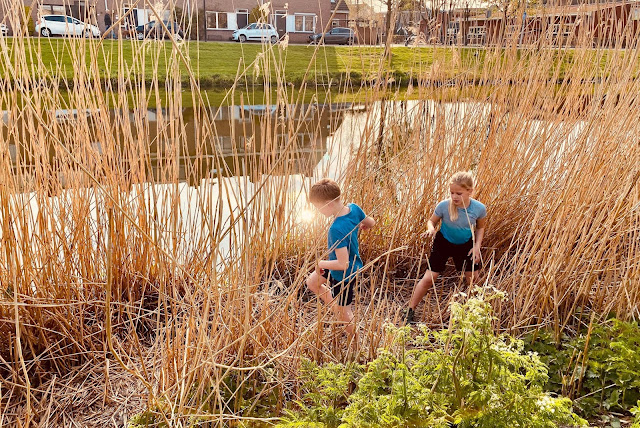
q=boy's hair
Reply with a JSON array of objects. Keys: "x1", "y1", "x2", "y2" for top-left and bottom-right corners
[
  {"x1": 309, "y1": 179, "x2": 341, "y2": 203},
  {"x1": 449, "y1": 171, "x2": 475, "y2": 221}
]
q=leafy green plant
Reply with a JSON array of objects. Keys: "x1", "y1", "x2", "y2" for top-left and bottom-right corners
[
  {"x1": 524, "y1": 319, "x2": 640, "y2": 418},
  {"x1": 280, "y1": 289, "x2": 586, "y2": 427},
  {"x1": 631, "y1": 401, "x2": 640, "y2": 428},
  {"x1": 283, "y1": 360, "x2": 362, "y2": 428}
]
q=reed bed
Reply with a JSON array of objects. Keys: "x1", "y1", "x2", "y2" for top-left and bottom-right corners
[{"x1": 0, "y1": 2, "x2": 638, "y2": 425}]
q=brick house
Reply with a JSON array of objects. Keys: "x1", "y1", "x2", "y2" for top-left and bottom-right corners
[
  {"x1": 202, "y1": 0, "x2": 331, "y2": 43},
  {"x1": 444, "y1": 0, "x2": 640, "y2": 47},
  {"x1": 8, "y1": 0, "x2": 332, "y2": 43}
]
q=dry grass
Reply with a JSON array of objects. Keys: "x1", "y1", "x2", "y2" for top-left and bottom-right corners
[{"x1": 0, "y1": 3, "x2": 639, "y2": 425}]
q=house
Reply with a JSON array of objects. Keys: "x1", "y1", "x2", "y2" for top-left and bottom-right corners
[
  {"x1": 202, "y1": 0, "x2": 331, "y2": 43},
  {"x1": 446, "y1": 0, "x2": 640, "y2": 47},
  {"x1": 9, "y1": 0, "x2": 333, "y2": 43},
  {"x1": 330, "y1": 0, "x2": 350, "y2": 27},
  {"x1": 330, "y1": 0, "x2": 383, "y2": 44}
]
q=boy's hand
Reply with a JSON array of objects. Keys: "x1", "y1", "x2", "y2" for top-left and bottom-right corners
[
  {"x1": 315, "y1": 265, "x2": 325, "y2": 276},
  {"x1": 468, "y1": 245, "x2": 481, "y2": 263}
]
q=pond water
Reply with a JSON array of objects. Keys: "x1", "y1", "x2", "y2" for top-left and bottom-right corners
[{"x1": 1, "y1": 98, "x2": 582, "y2": 269}]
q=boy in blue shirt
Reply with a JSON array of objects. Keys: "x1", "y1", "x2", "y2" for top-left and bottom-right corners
[{"x1": 306, "y1": 179, "x2": 376, "y2": 344}]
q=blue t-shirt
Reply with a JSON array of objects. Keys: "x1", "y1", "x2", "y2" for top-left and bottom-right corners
[
  {"x1": 434, "y1": 199, "x2": 486, "y2": 245},
  {"x1": 327, "y1": 203, "x2": 366, "y2": 282}
]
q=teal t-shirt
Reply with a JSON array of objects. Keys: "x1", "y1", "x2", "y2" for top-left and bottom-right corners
[
  {"x1": 328, "y1": 203, "x2": 366, "y2": 282},
  {"x1": 434, "y1": 199, "x2": 486, "y2": 245}
]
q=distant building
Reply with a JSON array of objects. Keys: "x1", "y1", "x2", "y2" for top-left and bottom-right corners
[
  {"x1": 203, "y1": 0, "x2": 330, "y2": 43},
  {"x1": 417, "y1": 0, "x2": 640, "y2": 47},
  {"x1": 6, "y1": 0, "x2": 333, "y2": 43}
]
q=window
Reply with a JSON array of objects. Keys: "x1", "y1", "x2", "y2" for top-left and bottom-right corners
[
  {"x1": 632, "y1": 7, "x2": 640, "y2": 20},
  {"x1": 332, "y1": 20, "x2": 339, "y2": 27},
  {"x1": 41, "y1": 5, "x2": 66, "y2": 15},
  {"x1": 294, "y1": 14, "x2": 315, "y2": 32},
  {"x1": 45, "y1": 15, "x2": 65, "y2": 22},
  {"x1": 468, "y1": 26, "x2": 485, "y2": 35},
  {"x1": 206, "y1": 12, "x2": 229, "y2": 29}
]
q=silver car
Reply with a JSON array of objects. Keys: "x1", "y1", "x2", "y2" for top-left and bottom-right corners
[
  {"x1": 231, "y1": 23, "x2": 278, "y2": 44},
  {"x1": 35, "y1": 15, "x2": 100, "y2": 38}
]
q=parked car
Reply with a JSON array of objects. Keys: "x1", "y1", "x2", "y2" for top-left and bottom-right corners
[
  {"x1": 309, "y1": 27, "x2": 357, "y2": 45},
  {"x1": 134, "y1": 22, "x2": 154, "y2": 40},
  {"x1": 36, "y1": 15, "x2": 100, "y2": 38},
  {"x1": 231, "y1": 23, "x2": 278, "y2": 44},
  {"x1": 1, "y1": 23, "x2": 8, "y2": 37},
  {"x1": 138, "y1": 20, "x2": 184, "y2": 40}
]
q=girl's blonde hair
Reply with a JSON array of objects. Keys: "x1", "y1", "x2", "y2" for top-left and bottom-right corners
[{"x1": 448, "y1": 171, "x2": 475, "y2": 221}]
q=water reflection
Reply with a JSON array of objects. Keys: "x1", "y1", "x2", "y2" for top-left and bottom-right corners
[{"x1": 2, "y1": 103, "x2": 360, "y2": 191}]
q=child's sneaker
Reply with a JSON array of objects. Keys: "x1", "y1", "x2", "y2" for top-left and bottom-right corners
[{"x1": 404, "y1": 307, "x2": 415, "y2": 325}]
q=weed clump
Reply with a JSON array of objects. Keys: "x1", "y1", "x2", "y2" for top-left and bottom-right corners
[{"x1": 282, "y1": 289, "x2": 587, "y2": 427}]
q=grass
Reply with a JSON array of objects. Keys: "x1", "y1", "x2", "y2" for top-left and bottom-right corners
[
  {"x1": 3, "y1": 37, "x2": 634, "y2": 88},
  {"x1": 1, "y1": 15, "x2": 640, "y2": 427}
]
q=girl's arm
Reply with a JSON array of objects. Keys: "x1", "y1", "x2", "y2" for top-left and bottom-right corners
[
  {"x1": 423, "y1": 214, "x2": 441, "y2": 238},
  {"x1": 360, "y1": 216, "x2": 376, "y2": 230},
  {"x1": 469, "y1": 217, "x2": 486, "y2": 263}
]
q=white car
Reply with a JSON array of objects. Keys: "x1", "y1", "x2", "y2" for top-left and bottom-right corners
[
  {"x1": 36, "y1": 15, "x2": 100, "y2": 38},
  {"x1": 231, "y1": 23, "x2": 278, "y2": 44},
  {"x1": 0, "y1": 23, "x2": 8, "y2": 36}
]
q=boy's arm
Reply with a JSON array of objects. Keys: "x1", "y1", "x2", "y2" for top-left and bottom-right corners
[
  {"x1": 359, "y1": 216, "x2": 376, "y2": 230},
  {"x1": 318, "y1": 247, "x2": 349, "y2": 271}
]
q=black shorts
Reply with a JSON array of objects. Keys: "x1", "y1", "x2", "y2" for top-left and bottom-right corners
[
  {"x1": 428, "y1": 231, "x2": 481, "y2": 273},
  {"x1": 320, "y1": 271, "x2": 355, "y2": 306}
]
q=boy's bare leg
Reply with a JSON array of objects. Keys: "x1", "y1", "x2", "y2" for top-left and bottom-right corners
[
  {"x1": 409, "y1": 270, "x2": 440, "y2": 310},
  {"x1": 338, "y1": 305, "x2": 358, "y2": 355},
  {"x1": 306, "y1": 272, "x2": 336, "y2": 308}
]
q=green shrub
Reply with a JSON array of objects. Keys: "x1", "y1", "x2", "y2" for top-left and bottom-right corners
[
  {"x1": 281, "y1": 289, "x2": 586, "y2": 428},
  {"x1": 524, "y1": 318, "x2": 640, "y2": 418},
  {"x1": 23, "y1": 7, "x2": 35, "y2": 35},
  {"x1": 631, "y1": 401, "x2": 640, "y2": 428}
]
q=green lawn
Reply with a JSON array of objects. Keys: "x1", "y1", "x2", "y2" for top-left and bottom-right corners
[
  {"x1": 1, "y1": 38, "x2": 630, "y2": 89},
  {"x1": 0, "y1": 39, "x2": 469, "y2": 86}
]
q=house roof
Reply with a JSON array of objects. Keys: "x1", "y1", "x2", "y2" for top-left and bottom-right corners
[{"x1": 333, "y1": 0, "x2": 350, "y2": 13}]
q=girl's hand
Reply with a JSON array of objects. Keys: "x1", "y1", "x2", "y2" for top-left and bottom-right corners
[
  {"x1": 468, "y1": 245, "x2": 481, "y2": 263},
  {"x1": 421, "y1": 229, "x2": 436, "y2": 240},
  {"x1": 315, "y1": 265, "x2": 325, "y2": 276}
]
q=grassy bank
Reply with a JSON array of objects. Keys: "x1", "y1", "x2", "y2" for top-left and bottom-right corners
[{"x1": 1, "y1": 38, "x2": 634, "y2": 88}]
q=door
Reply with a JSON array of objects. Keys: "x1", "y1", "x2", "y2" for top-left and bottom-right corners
[
  {"x1": 237, "y1": 10, "x2": 248, "y2": 29},
  {"x1": 325, "y1": 28, "x2": 339, "y2": 43},
  {"x1": 47, "y1": 16, "x2": 65, "y2": 34},
  {"x1": 257, "y1": 23, "x2": 270, "y2": 40},
  {"x1": 65, "y1": 16, "x2": 77, "y2": 35},
  {"x1": 245, "y1": 23, "x2": 257, "y2": 39},
  {"x1": 72, "y1": 1, "x2": 86, "y2": 21},
  {"x1": 274, "y1": 11, "x2": 286, "y2": 38},
  {"x1": 71, "y1": 17, "x2": 85, "y2": 35}
]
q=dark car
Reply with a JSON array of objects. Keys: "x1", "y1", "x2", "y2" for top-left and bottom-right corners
[
  {"x1": 136, "y1": 20, "x2": 184, "y2": 40},
  {"x1": 309, "y1": 27, "x2": 357, "y2": 45}
]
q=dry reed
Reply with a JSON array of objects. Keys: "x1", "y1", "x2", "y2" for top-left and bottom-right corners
[{"x1": 0, "y1": 1, "x2": 638, "y2": 425}]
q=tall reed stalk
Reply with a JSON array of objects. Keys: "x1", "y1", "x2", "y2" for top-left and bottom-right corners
[{"x1": 0, "y1": 2, "x2": 638, "y2": 424}]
